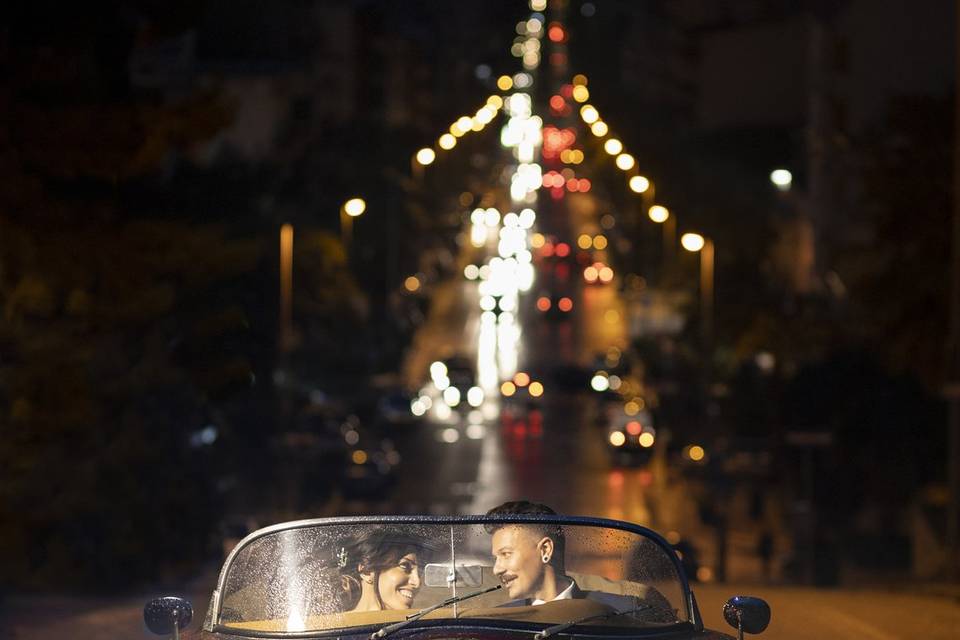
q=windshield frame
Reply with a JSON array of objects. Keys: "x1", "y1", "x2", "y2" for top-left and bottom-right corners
[{"x1": 206, "y1": 514, "x2": 699, "y2": 636}]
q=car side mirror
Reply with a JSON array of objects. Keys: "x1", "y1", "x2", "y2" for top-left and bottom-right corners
[
  {"x1": 723, "y1": 596, "x2": 770, "y2": 639},
  {"x1": 144, "y1": 596, "x2": 193, "y2": 640}
]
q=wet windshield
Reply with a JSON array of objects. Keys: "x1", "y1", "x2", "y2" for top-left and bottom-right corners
[{"x1": 214, "y1": 517, "x2": 687, "y2": 634}]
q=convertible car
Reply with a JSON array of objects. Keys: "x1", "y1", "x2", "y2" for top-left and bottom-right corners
[{"x1": 144, "y1": 515, "x2": 769, "y2": 640}]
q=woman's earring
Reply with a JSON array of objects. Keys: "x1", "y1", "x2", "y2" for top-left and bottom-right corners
[{"x1": 542, "y1": 555, "x2": 549, "y2": 563}]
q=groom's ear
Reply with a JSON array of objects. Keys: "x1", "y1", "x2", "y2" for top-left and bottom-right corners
[{"x1": 537, "y1": 537, "x2": 555, "y2": 563}]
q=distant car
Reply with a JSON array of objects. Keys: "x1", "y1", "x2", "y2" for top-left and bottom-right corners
[
  {"x1": 146, "y1": 515, "x2": 770, "y2": 640},
  {"x1": 535, "y1": 292, "x2": 574, "y2": 320},
  {"x1": 583, "y1": 261, "x2": 614, "y2": 285},
  {"x1": 607, "y1": 410, "x2": 656, "y2": 466},
  {"x1": 444, "y1": 355, "x2": 476, "y2": 390}
]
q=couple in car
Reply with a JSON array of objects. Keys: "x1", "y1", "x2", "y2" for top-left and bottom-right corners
[{"x1": 339, "y1": 500, "x2": 652, "y2": 613}]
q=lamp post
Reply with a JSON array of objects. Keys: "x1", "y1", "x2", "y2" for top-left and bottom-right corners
[
  {"x1": 340, "y1": 197, "x2": 366, "y2": 248},
  {"x1": 412, "y1": 147, "x2": 435, "y2": 183},
  {"x1": 279, "y1": 223, "x2": 294, "y2": 352},
  {"x1": 649, "y1": 204, "x2": 675, "y2": 276},
  {"x1": 681, "y1": 232, "x2": 714, "y2": 345}
]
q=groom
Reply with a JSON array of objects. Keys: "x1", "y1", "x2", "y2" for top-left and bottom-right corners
[{"x1": 485, "y1": 500, "x2": 674, "y2": 619}]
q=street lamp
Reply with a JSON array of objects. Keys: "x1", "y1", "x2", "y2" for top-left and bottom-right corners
[
  {"x1": 770, "y1": 168, "x2": 792, "y2": 192},
  {"x1": 412, "y1": 147, "x2": 436, "y2": 182},
  {"x1": 604, "y1": 138, "x2": 623, "y2": 155},
  {"x1": 629, "y1": 175, "x2": 650, "y2": 194},
  {"x1": 340, "y1": 197, "x2": 366, "y2": 247},
  {"x1": 649, "y1": 204, "x2": 675, "y2": 273},
  {"x1": 681, "y1": 232, "x2": 714, "y2": 344},
  {"x1": 615, "y1": 153, "x2": 635, "y2": 171}
]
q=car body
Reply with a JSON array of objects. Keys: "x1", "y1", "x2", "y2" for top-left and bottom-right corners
[{"x1": 146, "y1": 515, "x2": 769, "y2": 640}]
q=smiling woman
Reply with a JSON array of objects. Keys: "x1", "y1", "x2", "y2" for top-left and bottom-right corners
[{"x1": 340, "y1": 528, "x2": 436, "y2": 612}]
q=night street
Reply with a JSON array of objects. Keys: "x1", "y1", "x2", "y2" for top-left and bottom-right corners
[{"x1": 3, "y1": 1, "x2": 960, "y2": 639}]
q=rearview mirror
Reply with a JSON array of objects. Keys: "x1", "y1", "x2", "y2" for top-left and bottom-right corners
[
  {"x1": 144, "y1": 596, "x2": 193, "y2": 639},
  {"x1": 424, "y1": 563, "x2": 484, "y2": 587},
  {"x1": 723, "y1": 596, "x2": 770, "y2": 638}
]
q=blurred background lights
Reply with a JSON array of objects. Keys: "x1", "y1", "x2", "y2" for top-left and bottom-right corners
[
  {"x1": 442, "y1": 386, "x2": 461, "y2": 407},
  {"x1": 571, "y1": 85, "x2": 589, "y2": 102},
  {"x1": 438, "y1": 133, "x2": 456, "y2": 150},
  {"x1": 435, "y1": 404, "x2": 452, "y2": 421},
  {"x1": 579, "y1": 105, "x2": 599, "y2": 123},
  {"x1": 604, "y1": 138, "x2": 623, "y2": 155},
  {"x1": 464, "y1": 264, "x2": 480, "y2": 280},
  {"x1": 467, "y1": 386, "x2": 484, "y2": 407},
  {"x1": 497, "y1": 75, "x2": 514, "y2": 91},
  {"x1": 609, "y1": 431, "x2": 626, "y2": 447},
  {"x1": 770, "y1": 168, "x2": 793, "y2": 191},
  {"x1": 518, "y1": 208, "x2": 536, "y2": 228},
  {"x1": 404, "y1": 276, "x2": 420, "y2": 292},
  {"x1": 648, "y1": 205, "x2": 669, "y2": 223},
  {"x1": 629, "y1": 176, "x2": 650, "y2": 193},
  {"x1": 513, "y1": 73, "x2": 533, "y2": 88},
  {"x1": 528, "y1": 381, "x2": 544, "y2": 397},
  {"x1": 681, "y1": 233, "x2": 706, "y2": 252},
  {"x1": 639, "y1": 432, "x2": 655, "y2": 448},
  {"x1": 343, "y1": 198, "x2": 366, "y2": 217},
  {"x1": 530, "y1": 0, "x2": 547, "y2": 10},
  {"x1": 476, "y1": 106, "x2": 495, "y2": 124},
  {"x1": 591, "y1": 373, "x2": 610, "y2": 392},
  {"x1": 466, "y1": 424, "x2": 485, "y2": 440},
  {"x1": 429, "y1": 361, "x2": 447, "y2": 379},
  {"x1": 615, "y1": 153, "x2": 635, "y2": 170},
  {"x1": 416, "y1": 147, "x2": 436, "y2": 165},
  {"x1": 479, "y1": 295, "x2": 497, "y2": 311},
  {"x1": 590, "y1": 121, "x2": 608, "y2": 136}
]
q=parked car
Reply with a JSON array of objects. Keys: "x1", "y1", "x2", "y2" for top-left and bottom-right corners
[{"x1": 145, "y1": 514, "x2": 769, "y2": 640}]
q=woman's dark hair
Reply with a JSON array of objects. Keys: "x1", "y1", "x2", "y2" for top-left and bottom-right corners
[{"x1": 338, "y1": 527, "x2": 434, "y2": 610}]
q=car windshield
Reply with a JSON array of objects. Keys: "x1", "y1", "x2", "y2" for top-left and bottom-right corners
[{"x1": 212, "y1": 516, "x2": 689, "y2": 635}]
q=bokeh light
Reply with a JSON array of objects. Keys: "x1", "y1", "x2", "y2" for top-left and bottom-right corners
[{"x1": 416, "y1": 148, "x2": 436, "y2": 165}]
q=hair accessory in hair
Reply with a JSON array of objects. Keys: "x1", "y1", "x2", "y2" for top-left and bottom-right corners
[{"x1": 337, "y1": 546, "x2": 348, "y2": 569}]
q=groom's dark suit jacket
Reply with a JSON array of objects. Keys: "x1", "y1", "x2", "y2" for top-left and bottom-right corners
[{"x1": 501, "y1": 579, "x2": 676, "y2": 622}]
